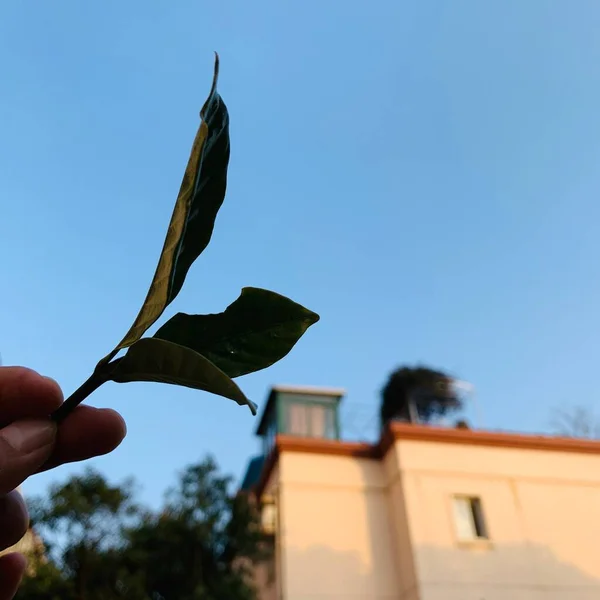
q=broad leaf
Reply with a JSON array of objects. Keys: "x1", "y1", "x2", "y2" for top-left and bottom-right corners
[
  {"x1": 98, "y1": 54, "x2": 231, "y2": 366},
  {"x1": 49, "y1": 55, "x2": 321, "y2": 424},
  {"x1": 109, "y1": 338, "x2": 257, "y2": 414},
  {"x1": 153, "y1": 287, "x2": 320, "y2": 378}
]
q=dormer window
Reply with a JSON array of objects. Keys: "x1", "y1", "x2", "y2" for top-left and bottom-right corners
[
  {"x1": 240, "y1": 385, "x2": 344, "y2": 493},
  {"x1": 286, "y1": 402, "x2": 337, "y2": 439},
  {"x1": 256, "y1": 386, "x2": 344, "y2": 454}
]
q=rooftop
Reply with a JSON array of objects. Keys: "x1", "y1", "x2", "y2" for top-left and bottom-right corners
[{"x1": 252, "y1": 421, "x2": 600, "y2": 498}]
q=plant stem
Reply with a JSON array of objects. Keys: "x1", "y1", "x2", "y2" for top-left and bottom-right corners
[{"x1": 51, "y1": 371, "x2": 109, "y2": 422}]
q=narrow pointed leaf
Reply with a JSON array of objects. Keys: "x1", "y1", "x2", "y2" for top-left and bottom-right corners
[
  {"x1": 153, "y1": 287, "x2": 320, "y2": 378},
  {"x1": 98, "y1": 54, "x2": 231, "y2": 367},
  {"x1": 109, "y1": 338, "x2": 256, "y2": 414}
]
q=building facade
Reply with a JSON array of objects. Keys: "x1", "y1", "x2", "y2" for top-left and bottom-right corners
[{"x1": 241, "y1": 386, "x2": 600, "y2": 599}]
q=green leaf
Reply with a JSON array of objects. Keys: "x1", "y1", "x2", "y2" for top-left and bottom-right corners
[
  {"x1": 98, "y1": 53, "x2": 231, "y2": 367},
  {"x1": 153, "y1": 287, "x2": 320, "y2": 378},
  {"x1": 109, "y1": 338, "x2": 257, "y2": 414}
]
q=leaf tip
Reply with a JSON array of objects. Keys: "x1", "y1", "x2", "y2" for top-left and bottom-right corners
[
  {"x1": 200, "y1": 52, "x2": 221, "y2": 120},
  {"x1": 248, "y1": 399, "x2": 258, "y2": 416},
  {"x1": 306, "y1": 310, "x2": 320, "y2": 325}
]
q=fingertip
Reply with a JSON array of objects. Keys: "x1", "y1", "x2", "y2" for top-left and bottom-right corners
[
  {"x1": 0, "y1": 368, "x2": 65, "y2": 427},
  {"x1": 99, "y1": 408, "x2": 127, "y2": 438},
  {"x1": 95, "y1": 408, "x2": 127, "y2": 453},
  {"x1": 1, "y1": 551, "x2": 27, "y2": 572},
  {"x1": 3, "y1": 366, "x2": 39, "y2": 379},
  {"x1": 14, "y1": 369, "x2": 63, "y2": 403},
  {"x1": 40, "y1": 405, "x2": 127, "y2": 471},
  {"x1": 3, "y1": 367, "x2": 43, "y2": 392},
  {"x1": 41, "y1": 376, "x2": 64, "y2": 403},
  {"x1": 61, "y1": 406, "x2": 127, "y2": 444},
  {"x1": 0, "y1": 552, "x2": 27, "y2": 598},
  {"x1": 0, "y1": 491, "x2": 29, "y2": 550},
  {"x1": 0, "y1": 366, "x2": 63, "y2": 398},
  {"x1": 8, "y1": 551, "x2": 27, "y2": 570}
]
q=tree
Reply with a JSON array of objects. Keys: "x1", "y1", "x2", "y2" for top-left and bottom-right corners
[
  {"x1": 18, "y1": 457, "x2": 270, "y2": 600},
  {"x1": 16, "y1": 560, "x2": 74, "y2": 600},
  {"x1": 19, "y1": 468, "x2": 140, "y2": 600},
  {"x1": 380, "y1": 365, "x2": 461, "y2": 427},
  {"x1": 121, "y1": 456, "x2": 270, "y2": 600},
  {"x1": 551, "y1": 405, "x2": 600, "y2": 439}
]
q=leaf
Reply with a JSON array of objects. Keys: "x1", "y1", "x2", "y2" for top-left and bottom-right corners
[
  {"x1": 153, "y1": 287, "x2": 320, "y2": 378},
  {"x1": 109, "y1": 338, "x2": 257, "y2": 414},
  {"x1": 98, "y1": 53, "x2": 231, "y2": 367}
]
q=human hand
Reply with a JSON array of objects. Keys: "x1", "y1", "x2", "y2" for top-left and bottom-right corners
[{"x1": 0, "y1": 367, "x2": 126, "y2": 600}]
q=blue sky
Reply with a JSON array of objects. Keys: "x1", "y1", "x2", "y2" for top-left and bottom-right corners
[{"x1": 3, "y1": 1, "x2": 600, "y2": 506}]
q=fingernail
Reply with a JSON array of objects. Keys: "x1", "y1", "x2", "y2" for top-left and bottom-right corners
[{"x1": 1, "y1": 420, "x2": 56, "y2": 454}]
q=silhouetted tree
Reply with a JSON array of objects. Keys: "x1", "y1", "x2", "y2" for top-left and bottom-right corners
[
  {"x1": 551, "y1": 405, "x2": 600, "y2": 439},
  {"x1": 380, "y1": 365, "x2": 461, "y2": 427},
  {"x1": 18, "y1": 457, "x2": 269, "y2": 600},
  {"x1": 122, "y1": 456, "x2": 270, "y2": 600},
  {"x1": 19, "y1": 469, "x2": 142, "y2": 600}
]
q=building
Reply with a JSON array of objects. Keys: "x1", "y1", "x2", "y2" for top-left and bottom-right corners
[{"x1": 240, "y1": 386, "x2": 600, "y2": 599}]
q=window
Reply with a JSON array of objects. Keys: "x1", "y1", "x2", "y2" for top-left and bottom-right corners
[
  {"x1": 261, "y1": 497, "x2": 277, "y2": 535},
  {"x1": 286, "y1": 403, "x2": 336, "y2": 439},
  {"x1": 263, "y1": 415, "x2": 277, "y2": 456},
  {"x1": 452, "y1": 496, "x2": 488, "y2": 541},
  {"x1": 287, "y1": 404, "x2": 309, "y2": 435}
]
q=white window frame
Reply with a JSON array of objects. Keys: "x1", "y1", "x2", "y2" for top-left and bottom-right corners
[{"x1": 451, "y1": 495, "x2": 489, "y2": 542}]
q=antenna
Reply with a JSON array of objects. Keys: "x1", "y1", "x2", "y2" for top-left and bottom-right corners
[{"x1": 340, "y1": 402, "x2": 379, "y2": 442}]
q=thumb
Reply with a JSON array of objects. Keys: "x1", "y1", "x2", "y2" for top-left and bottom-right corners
[{"x1": 0, "y1": 420, "x2": 56, "y2": 495}]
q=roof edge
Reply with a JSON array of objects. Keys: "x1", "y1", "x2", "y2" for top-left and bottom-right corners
[
  {"x1": 270, "y1": 384, "x2": 346, "y2": 397},
  {"x1": 253, "y1": 422, "x2": 600, "y2": 498}
]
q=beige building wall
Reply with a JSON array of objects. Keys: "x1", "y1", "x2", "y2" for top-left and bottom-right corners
[
  {"x1": 255, "y1": 464, "x2": 279, "y2": 600},
  {"x1": 276, "y1": 451, "x2": 400, "y2": 600},
  {"x1": 395, "y1": 439, "x2": 600, "y2": 600},
  {"x1": 253, "y1": 426, "x2": 600, "y2": 600},
  {"x1": 382, "y1": 444, "x2": 422, "y2": 600}
]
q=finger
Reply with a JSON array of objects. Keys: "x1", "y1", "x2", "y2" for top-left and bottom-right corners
[
  {"x1": 0, "y1": 420, "x2": 55, "y2": 494},
  {"x1": 0, "y1": 553, "x2": 27, "y2": 600},
  {"x1": 0, "y1": 491, "x2": 28, "y2": 551},
  {"x1": 39, "y1": 406, "x2": 126, "y2": 471},
  {"x1": 0, "y1": 368, "x2": 63, "y2": 428}
]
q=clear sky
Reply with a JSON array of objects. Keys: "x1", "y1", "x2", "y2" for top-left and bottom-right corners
[{"x1": 3, "y1": 1, "x2": 600, "y2": 507}]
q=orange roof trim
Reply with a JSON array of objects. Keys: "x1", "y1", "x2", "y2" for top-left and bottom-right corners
[{"x1": 254, "y1": 422, "x2": 600, "y2": 498}]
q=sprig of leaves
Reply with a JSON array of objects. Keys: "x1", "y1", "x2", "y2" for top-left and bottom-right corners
[{"x1": 51, "y1": 54, "x2": 319, "y2": 422}]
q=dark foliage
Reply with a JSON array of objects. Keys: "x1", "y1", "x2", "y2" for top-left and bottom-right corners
[
  {"x1": 121, "y1": 457, "x2": 269, "y2": 600},
  {"x1": 380, "y1": 365, "x2": 461, "y2": 427},
  {"x1": 17, "y1": 458, "x2": 270, "y2": 600},
  {"x1": 19, "y1": 468, "x2": 139, "y2": 600}
]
